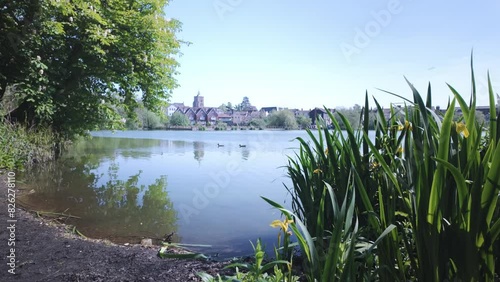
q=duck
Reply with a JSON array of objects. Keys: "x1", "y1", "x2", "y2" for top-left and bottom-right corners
[
  {"x1": 217, "y1": 143, "x2": 224, "y2": 147},
  {"x1": 239, "y1": 144, "x2": 246, "y2": 148}
]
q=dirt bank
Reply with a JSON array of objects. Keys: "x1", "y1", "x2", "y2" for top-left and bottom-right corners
[{"x1": 0, "y1": 170, "x2": 227, "y2": 282}]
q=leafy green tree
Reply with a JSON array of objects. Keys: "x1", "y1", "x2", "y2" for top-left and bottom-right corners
[
  {"x1": 142, "y1": 110, "x2": 162, "y2": 130},
  {"x1": 218, "y1": 103, "x2": 227, "y2": 111},
  {"x1": 249, "y1": 118, "x2": 266, "y2": 129},
  {"x1": 475, "y1": 110, "x2": 486, "y2": 126},
  {"x1": 169, "y1": 112, "x2": 190, "y2": 127},
  {"x1": 267, "y1": 110, "x2": 298, "y2": 130},
  {"x1": 1, "y1": 0, "x2": 184, "y2": 138},
  {"x1": 335, "y1": 105, "x2": 362, "y2": 129},
  {"x1": 296, "y1": 115, "x2": 311, "y2": 129},
  {"x1": 240, "y1": 96, "x2": 253, "y2": 111},
  {"x1": 226, "y1": 102, "x2": 233, "y2": 112}
]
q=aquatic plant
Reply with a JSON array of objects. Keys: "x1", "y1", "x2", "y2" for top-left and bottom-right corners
[{"x1": 280, "y1": 60, "x2": 500, "y2": 281}]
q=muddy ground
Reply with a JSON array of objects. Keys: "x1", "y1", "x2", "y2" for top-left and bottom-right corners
[{"x1": 0, "y1": 171, "x2": 229, "y2": 282}]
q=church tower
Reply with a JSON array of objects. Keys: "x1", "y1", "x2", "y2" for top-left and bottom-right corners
[{"x1": 193, "y1": 91, "x2": 204, "y2": 108}]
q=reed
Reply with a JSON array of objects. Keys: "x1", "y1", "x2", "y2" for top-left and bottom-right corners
[{"x1": 279, "y1": 60, "x2": 500, "y2": 281}]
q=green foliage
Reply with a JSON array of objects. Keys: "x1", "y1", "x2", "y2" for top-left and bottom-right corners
[
  {"x1": 295, "y1": 115, "x2": 312, "y2": 129},
  {"x1": 263, "y1": 190, "x2": 394, "y2": 282},
  {"x1": 226, "y1": 239, "x2": 290, "y2": 279},
  {"x1": 334, "y1": 104, "x2": 363, "y2": 129},
  {"x1": 1, "y1": 0, "x2": 183, "y2": 138},
  {"x1": 0, "y1": 120, "x2": 57, "y2": 169},
  {"x1": 214, "y1": 122, "x2": 228, "y2": 131},
  {"x1": 141, "y1": 109, "x2": 163, "y2": 130},
  {"x1": 198, "y1": 266, "x2": 300, "y2": 282},
  {"x1": 249, "y1": 118, "x2": 266, "y2": 129},
  {"x1": 199, "y1": 239, "x2": 299, "y2": 282},
  {"x1": 169, "y1": 112, "x2": 190, "y2": 127},
  {"x1": 239, "y1": 96, "x2": 253, "y2": 111},
  {"x1": 267, "y1": 110, "x2": 298, "y2": 130},
  {"x1": 277, "y1": 61, "x2": 500, "y2": 281}
]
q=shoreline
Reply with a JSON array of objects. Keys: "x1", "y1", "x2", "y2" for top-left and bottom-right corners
[{"x1": 0, "y1": 170, "x2": 227, "y2": 281}]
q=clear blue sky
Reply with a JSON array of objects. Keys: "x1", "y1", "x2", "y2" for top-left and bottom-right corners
[{"x1": 165, "y1": 0, "x2": 500, "y2": 110}]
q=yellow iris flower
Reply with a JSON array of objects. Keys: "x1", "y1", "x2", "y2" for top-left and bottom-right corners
[
  {"x1": 398, "y1": 120, "x2": 412, "y2": 131},
  {"x1": 270, "y1": 218, "x2": 294, "y2": 233},
  {"x1": 456, "y1": 122, "x2": 469, "y2": 138}
]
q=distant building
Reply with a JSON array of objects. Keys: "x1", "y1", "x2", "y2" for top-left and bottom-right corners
[
  {"x1": 260, "y1": 107, "x2": 286, "y2": 116},
  {"x1": 172, "y1": 93, "x2": 235, "y2": 125},
  {"x1": 290, "y1": 109, "x2": 310, "y2": 118},
  {"x1": 217, "y1": 113, "x2": 232, "y2": 124},
  {"x1": 193, "y1": 92, "x2": 204, "y2": 108},
  {"x1": 309, "y1": 108, "x2": 333, "y2": 125},
  {"x1": 166, "y1": 102, "x2": 185, "y2": 116}
]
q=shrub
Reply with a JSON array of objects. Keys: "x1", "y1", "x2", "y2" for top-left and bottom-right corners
[
  {"x1": 0, "y1": 120, "x2": 57, "y2": 169},
  {"x1": 169, "y1": 112, "x2": 190, "y2": 127}
]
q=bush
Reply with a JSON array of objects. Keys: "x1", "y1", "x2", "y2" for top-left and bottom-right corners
[
  {"x1": 295, "y1": 115, "x2": 311, "y2": 129},
  {"x1": 249, "y1": 118, "x2": 267, "y2": 129},
  {"x1": 0, "y1": 121, "x2": 57, "y2": 169},
  {"x1": 214, "y1": 122, "x2": 228, "y2": 131},
  {"x1": 267, "y1": 110, "x2": 298, "y2": 130},
  {"x1": 169, "y1": 112, "x2": 190, "y2": 127}
]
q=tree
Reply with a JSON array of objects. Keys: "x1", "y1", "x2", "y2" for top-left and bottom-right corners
[
  {"x1": 1, "y1": 0, "x2": 184, "y2": 138},
  {"x1": 137, "y1": 107, "x2": 162, "y2": 130},
  {"x1": 296, "y1": 115, "x2": 312, "y2": 129},
  {"x1": 267, "y1": 110, "x2": 298, "y2": 130},
  {"x1": 240, "y1": 96, "x2": 252, "y2": 110},
  {"x1": 226, "y1": 102, "x2": 233, "y2": 113},
  {"x1": 218, "y1": 103, "x2": 227, "y2": 111},
  {"x1": 169, "y1": 112, "x2": 189, "y2": 127},
  {"x1": 335, "y1": 105, "x2": 362, "y2": 129},
  {"x1": 249, "y1": 117, "x2": 266, "y2": 129}
]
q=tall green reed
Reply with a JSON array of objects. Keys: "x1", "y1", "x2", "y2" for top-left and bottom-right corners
[{"x1": 280, "y1": 59, "x2": 499, "y2": 281}]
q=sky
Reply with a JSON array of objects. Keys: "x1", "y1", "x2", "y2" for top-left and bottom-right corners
[{"x1": 164, "y1": 0, "x2": 500, "y2": 110}]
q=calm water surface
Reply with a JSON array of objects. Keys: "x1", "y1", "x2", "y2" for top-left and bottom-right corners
[
  {"x1": 19, "y1": 130, "x2": 325, "y2": 258},
  {"x1": 20, "y1": 129, "x2": 375, "y2": 258}
]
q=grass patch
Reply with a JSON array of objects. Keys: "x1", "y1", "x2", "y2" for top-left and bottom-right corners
[{"x1": 0, "y1": 120, "x2": 58, "y2": 169}]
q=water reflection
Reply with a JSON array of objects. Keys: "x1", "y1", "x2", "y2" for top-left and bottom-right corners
[
  {"x1": 241, "y1": 146, "x2": 250, "y2": 160},
  {"x1": 19, "y1": 140, "x2": 178, "y2": 243},
  {"x1": 193, "y1": 141, "x2": 205, "y2": 163},
  {"x1": 17, "y1": 131, "x2": 307, "y2": 257}
]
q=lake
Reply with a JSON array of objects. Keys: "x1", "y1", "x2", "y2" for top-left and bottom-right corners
[
  {"x1": 18, "y1": 130, "x2": 323, "y2": 258},
  {"x1": 19, "y1": 129, "x2": 376, "y2": 258}
]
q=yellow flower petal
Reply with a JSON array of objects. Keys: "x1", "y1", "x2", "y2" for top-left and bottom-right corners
[
  {"x1": 270, "y1": 219, "x2": 294, "y2": 232},
  {"x1": 325, "y1": 148, "x2": 328, "y2": 155},
  {"x1": 405, "y1": 120, "x2": 413, "y2": 131},
  {"x1": 456, "y1": 122, "x2": 469, "y2": 138},
  {"x1": 313, "y1": 168, "x2": 322, "y2": 174},
  {"x1": 270, "y1": 220, "x2": 283, "y2": 229}
]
